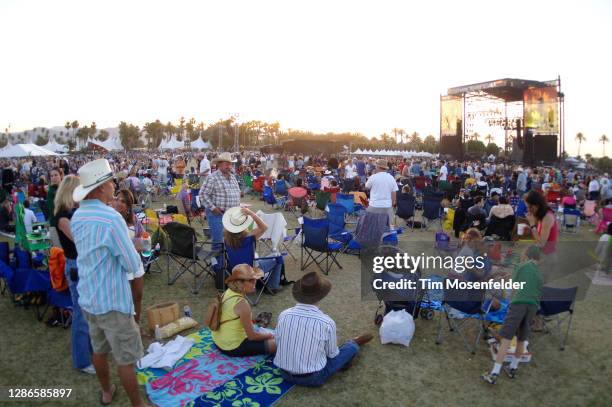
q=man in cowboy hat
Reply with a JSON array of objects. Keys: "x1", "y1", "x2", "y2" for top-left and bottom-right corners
[
  {"x1": 199, "y1": 152, "x2": 241, "y2": 283},
  {"x1": 365, "y1": 158, "x2": 398, "y2": 226},
  {"x1": 274, "y1": 272, "x2": 373, "y2": 387},
  {"x1": 70, "y1": 159, "x2": 150, "y2": 407}
]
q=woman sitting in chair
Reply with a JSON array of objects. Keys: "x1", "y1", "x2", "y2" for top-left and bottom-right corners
[
  {"x1": 223, "y1": 207, "x2": 283, "y2": 293},
  {"x1": 212, "y1": 264, "x2": 276, "y2": 356}
]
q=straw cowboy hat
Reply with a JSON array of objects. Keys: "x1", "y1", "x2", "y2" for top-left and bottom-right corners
[
  {"x1": 292, "y1": 271, "x2": 332, "y2": 304},
  {"x1": 225, "y1": 264, "x2": 264, "y2": 284},
  {"x1": 73, "y1": 159, "x2": 114, "y2": 202},
  {"x1": 376, "y1": 159, "x2": 388, "y2": 169},
  {"x1": 213, "y1": 152, "x2": 236, "y2": 164},
  {"x1": 222, "y1": 206, "x2": 254, "y2": 234}
]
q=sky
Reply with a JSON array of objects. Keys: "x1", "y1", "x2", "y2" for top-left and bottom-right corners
[{"x1": 1, "y1": 0, "x2": 611, "y2": 157}]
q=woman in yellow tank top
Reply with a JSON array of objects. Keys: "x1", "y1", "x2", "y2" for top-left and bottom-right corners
[{"x1": 211, "y1": 264, "x2": 276, "y2": 356}]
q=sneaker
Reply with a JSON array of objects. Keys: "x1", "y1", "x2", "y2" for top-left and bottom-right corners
[
  {"x1": 504, "y1": 365, "x2": 518, "y2": 379},
  {"x1": 80, "y1": 365, "x2": 96, "y2": 375},
  {"x1": 481, "y1": 372, "x2": 498, "y2": 385},
  {"x1": 353, "y1": 333, "x2": 374, "y2": 346}
]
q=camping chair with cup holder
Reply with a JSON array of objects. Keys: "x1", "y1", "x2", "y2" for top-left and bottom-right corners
[
  {"x1": 224, "y1": 236, "x2": 287, "y2": 306},
  {"x1": 162, "y1": 222, "x2": 220, "y2": 294},
  {"x1": 435, "y1": 278, "x2": 494, "y2": 354},
  {"x1": 300, "y1": 216, "x2": 344, "y2": 275},
  {"x1": 395, "y1": 192, "x2": 416, "y2": 228},
  {"x1": 562, "y1": 208, "x2": 581, "y2": 234}
]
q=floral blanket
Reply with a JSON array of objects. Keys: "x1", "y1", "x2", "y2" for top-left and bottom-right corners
[{"x1": 189, "y1": 359, "x2": 294, "y2": 407}]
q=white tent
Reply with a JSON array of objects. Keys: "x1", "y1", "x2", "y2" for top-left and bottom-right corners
[
  {"x1": 42, "y1": 139, "x2": 68, "y2": 153},
  {"x1": 190, "y1": 138, "x2": 211, "y2": 150},
  {"x1": 89, "y1": 137, "x2": 123, "y2": 151},
  {"x1": 160, "y1": 136, "x2": 185, "y2": 150},
  {"x1": 0, "y1": 143, "x2": 59, "y2": 158}
]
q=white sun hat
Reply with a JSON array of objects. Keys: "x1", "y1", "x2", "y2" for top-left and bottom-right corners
[
  {"x1": 73, "y1": 159, "x2": 114, "y2": 202},
  {"x1": 222, "y1": 206, "x2": 254, "y2": 234}
]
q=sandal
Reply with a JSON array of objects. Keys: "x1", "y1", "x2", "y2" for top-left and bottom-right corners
[{"x1": 99, "y1": 384, "x2": 117, "y2": 406}]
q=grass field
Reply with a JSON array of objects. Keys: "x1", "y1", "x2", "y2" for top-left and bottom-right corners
[{"x1": 0, "y1": 195, "x2": 610, "y2": 407}]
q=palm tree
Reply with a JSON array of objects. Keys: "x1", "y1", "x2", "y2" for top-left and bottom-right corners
[
  {"x1": 398, "y1": 129, "x2": 406, "y2": 145},
  {"x1": 600, "y1": 134, "x2": 609, "y2": 157},
  {"x1": 71, "y1": 120, "x2": 79, "y2": 148},
  {"x1": 65, "y1": 121, "x2": 70, "y2": 137},
  {"x1": 485, "y1": 134, "x2": 493, "y2": 145},
  {"x1": 472, "y1": 132, "x2": 480, "y2": 141},
  {"x1": 575, "y1": 132, "x2": 586, "y2": 157}
]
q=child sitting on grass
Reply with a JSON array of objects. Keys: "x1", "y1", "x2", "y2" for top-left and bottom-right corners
[{"x1": 481, "y1": 245, "x2": 543, "y2": 385}]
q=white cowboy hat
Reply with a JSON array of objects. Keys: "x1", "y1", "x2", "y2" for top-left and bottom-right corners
[
  {"x1": 213, "y1": 152, "x2": 237, "y2": 164},
  {"x1": 73, "y1": 159, "x2": 114, "y2": 202},
  {"x1": 222, "y1": 206, "x2": 254, "y2": 234}
]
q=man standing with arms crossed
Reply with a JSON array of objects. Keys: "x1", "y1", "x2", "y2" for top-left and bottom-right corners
[{"x1": 71, "y1": 159, "x2": 150, "y2": 407}]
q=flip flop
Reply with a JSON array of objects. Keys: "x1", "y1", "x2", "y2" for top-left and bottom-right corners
[{"x1": 100, "y1": 384, "x2": 117, "y2": 406}]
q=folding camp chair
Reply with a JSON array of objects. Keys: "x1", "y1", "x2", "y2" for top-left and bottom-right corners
[
  {"x1": 274, "y1": 179, "x2": 288, "y2": 198},
  {"x1": 263, "y1": 185, "x2": 285, "y2": 209},
  {"x1": 395, "y1": 193, "x2": 416, "y2": 227},
  {"x1": 537, "y1": 286, "x2": 578, "y2": 350},
  {"x1": 436, "y1": 279, "x2": 492, "y2": 354},
  {"x1": 300, "y1": 217, "x2": 343, "y2": 275},
  {"x1": 422, "y1": 196, "x2": 443, "y2": 230},
  {"x1": 163, "y1": 222, "x2": 220, "y2": 294},
  {"x1": 255, "y1": 211, "x2": 300, "y2": 261},
  {"x1": 287, "y1": 187, "x2": 308, "y2": 217},
  {"x1": 315, "y1": 191, "x2": 331, "y2": 215},
  {"x1": 562, "y1": 208, "x2": 581, "y2": 233},
  {"x1": 336, "y1": 193, "x2": 362, "y2": 223},
  {"x1": 326, "y1": 203, "x2": 353, "y2": 248},
  {"x1": 225, "y1": 236, "x2": 285, "y2": 306},
  {"x1": 37, "y1": 287, "x2": 72, "y2": 327}
]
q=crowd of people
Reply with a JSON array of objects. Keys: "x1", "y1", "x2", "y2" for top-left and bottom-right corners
[{"x1": 1, "y1": 146, "x2": 611, "y2": 404}]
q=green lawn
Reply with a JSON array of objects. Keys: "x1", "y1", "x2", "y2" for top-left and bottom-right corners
[{"x1": 0, "y1": 195, "x2": 610, "y2": 407}]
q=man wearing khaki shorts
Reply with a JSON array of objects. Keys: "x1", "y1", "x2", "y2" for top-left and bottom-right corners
[{"x1": 71, "y1": 159, "x2": 150, "y2": 407}]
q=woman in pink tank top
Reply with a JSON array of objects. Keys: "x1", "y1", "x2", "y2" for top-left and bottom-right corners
[{"x1": 525, "y1": 190, "x2": 558, "y2": 254}]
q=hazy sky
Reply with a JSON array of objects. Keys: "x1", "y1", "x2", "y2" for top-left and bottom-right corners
[{"x1": 1, "y1": 0, "x2": 611, "y2": 156}]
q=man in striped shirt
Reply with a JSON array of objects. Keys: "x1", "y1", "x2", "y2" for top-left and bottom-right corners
[
  {"x1": 71, "y1": 159, "x2": 150, "y2": 407},
  {"x1": 274, "y1": 272, "x2": 373, "y2": 387}
]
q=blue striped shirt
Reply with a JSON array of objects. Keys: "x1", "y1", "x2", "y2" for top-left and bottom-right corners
[
  {"x1": 273, "y1": 304, "x2": 339, "y2": 374},
  {"x1": 71, "y1": 199, "x2": 141, "y2": 315}
]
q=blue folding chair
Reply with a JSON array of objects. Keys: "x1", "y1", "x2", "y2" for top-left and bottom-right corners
[
  {"x1": 395, "y1": 193, "x2": 416, "y2": 227},
  {"x1": 0, "y1": 242, "x2": 9, "y2": 295},
  {"x1": 37, "y1": 287, "x2": 72, "y2": 326},
  {"x1": 422, "y1": 196, "x2": 443, "y2": 230},
  {"x1": 562, "y1": 208, "x2": 581, "y2": 233},
  {"x1": 326, "y1": 203, "x2": 353, "y2": 246},
  {"x1": 336, "y1": 193, "x2": 358, "y2": 217},
  {"x1": 225, "y1": 236, "x2": 285, "y2": 306},
  {"x1": 300, "y1": 217, "x2": 343, "y2": 275},
  {"x1": 537, "y1": 286, "x2": 578, "y2": 350},
  {"x1": 515, "y1": 200, "x2": 528, "y2": 217},
  {"x1": 274, "y1": 179, "x2": 288, "y2": 198},
  {"x1": 436, "y1": 279, "x2": 492, "y2": 354},
  {"x1": 263, "y1": 185, "x2": 285, "y2": 209}
]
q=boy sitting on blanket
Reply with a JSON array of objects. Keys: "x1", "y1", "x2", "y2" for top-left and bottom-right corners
[{"x1": 481, "y1": 245, "x2": 543, "y2": 385}]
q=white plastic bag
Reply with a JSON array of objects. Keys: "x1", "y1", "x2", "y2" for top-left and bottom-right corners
[{"x1": 379, "y1": 310, "x2": 415, "y2": 347}]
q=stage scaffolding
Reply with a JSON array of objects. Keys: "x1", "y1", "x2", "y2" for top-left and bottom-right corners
[{"x1": 440, "y1": 77, "x2": 564, "y2": 160}]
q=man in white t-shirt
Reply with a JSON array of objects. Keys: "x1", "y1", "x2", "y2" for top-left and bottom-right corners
[
  {"x1": 588, "y1": 177, "x2": 600, "y2": 200},
  {"x1": 23, "y1": 200, "x2": 38, "y2": 234},
  {"x1": 199, "y1": 154, "x2": 211, "y2": 183},
  {"x1": 365, "y1": 159, "x2": 398, "y2": 226},
  {"x1": 344, "y1": 159, "x2": 357, "y2": 191},
  {"x1": 439, "y1": 161, "x2": 448, "y2": 182},
  {"x1": 157, "y1": 156, "x2": 169, "y2": 185}
]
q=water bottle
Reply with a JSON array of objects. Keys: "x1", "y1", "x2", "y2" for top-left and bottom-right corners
[
  {"x1": 154, "y1": 324, "x2": 161, "y2": 341},
  {"x1": 184, "y1": 306, "x2": 192, "y2": 318}
]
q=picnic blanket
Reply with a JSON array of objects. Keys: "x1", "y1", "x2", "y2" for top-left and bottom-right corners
[
  {"x1": 189, "y1": 359, "x2": 294, "y2": 407},
  {"x1": 137, "y1": 328, "x2": 215, "y2": 385},
  {"x1": 139, "y1": 328, "x2": 265, "y2": 407}
]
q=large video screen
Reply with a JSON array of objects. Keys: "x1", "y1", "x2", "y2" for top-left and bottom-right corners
[
  {"x1": 440, "y1": 95, "x2": 463, "y2": 136},
  {"x1": 523, "y1": 86, "x2": 559, "y2": 133}
]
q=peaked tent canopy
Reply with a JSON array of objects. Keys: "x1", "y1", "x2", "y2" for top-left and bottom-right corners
[
  {"x1": 0, "y1": 143, "x2": 59, "y2": 158},
  {"x1": 190, "y1": 138, "x2": 211, "y2": 150},
  {"x1": 42, "y1": 139, "x2": 68, "y2": 153},
  {"x1": 160, "y1": 136, "x2": 185, "y2": 150}
]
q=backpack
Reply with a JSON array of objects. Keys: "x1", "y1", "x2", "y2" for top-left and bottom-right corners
[{"x1": 204, "y1": 293, "x2": 242, "y2": 331}]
